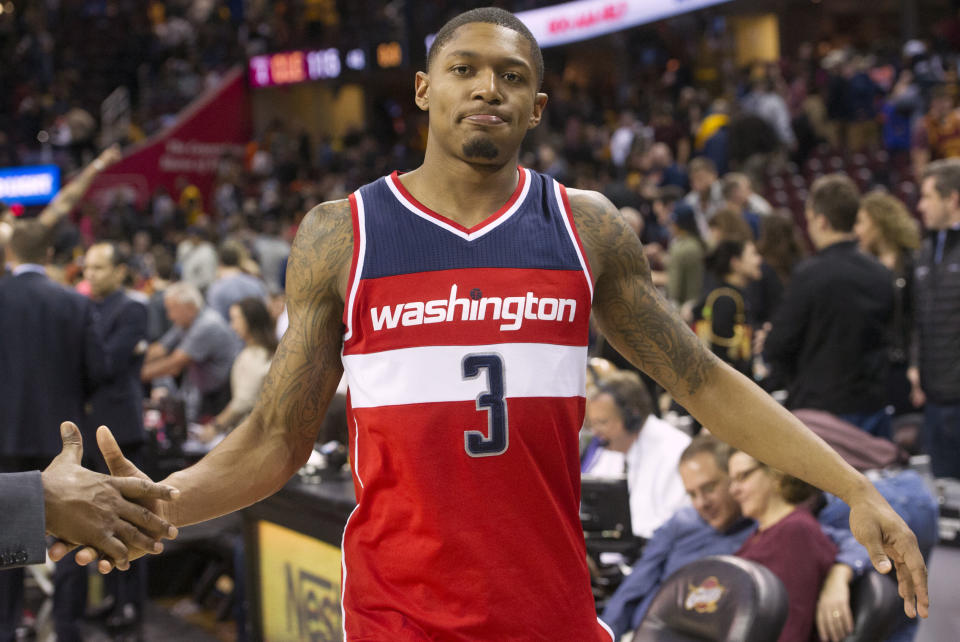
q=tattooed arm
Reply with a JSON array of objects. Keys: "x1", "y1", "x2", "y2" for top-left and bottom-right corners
[
  {"x1": 571, "y1": 189, "x2": 928, "y2": 617},
  {"x1": 574, "y1": 188, "x2": 856, "y2": 490},
  {"x1": 159, "y1": 200, "x2": 352, "y2": 527}
]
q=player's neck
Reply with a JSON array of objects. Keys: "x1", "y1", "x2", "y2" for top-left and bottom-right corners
[{"x1": 402, "y1": 153, "x2": 521, "y2": 229}]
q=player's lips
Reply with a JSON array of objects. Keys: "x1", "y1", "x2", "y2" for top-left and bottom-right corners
[{"x1": 462, "y1": 112, "x2": 508, "y2": 125}]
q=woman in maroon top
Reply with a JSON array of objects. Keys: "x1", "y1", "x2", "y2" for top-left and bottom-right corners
[{"x1": 728, "y1": 450, "x2": 837, "y2": 642}]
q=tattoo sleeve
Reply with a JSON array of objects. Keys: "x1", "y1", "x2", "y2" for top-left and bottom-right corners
[
  {"x1": 253, "y1": 199, "x2": 353, "y2": 446},
  {"x1": 164, "y1": 199, "x2": 354, "y2": 526},
  {"x1": 570, "y1": 189, "x2": 718, "y2": 398}
]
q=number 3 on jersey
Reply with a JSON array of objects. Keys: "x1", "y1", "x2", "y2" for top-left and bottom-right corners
[{"x1": 462, "y1": 354, "x2": 508, "y2": 457}]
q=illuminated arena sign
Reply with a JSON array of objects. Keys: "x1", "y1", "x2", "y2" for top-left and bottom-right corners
[
  {"x1": 425, "y1": 0, "x2": 733, "y2": 51},
  {"x1": 0, "y1": 165, "x2": 61, "y2": 206},
  {"x1": 248, "y1": 46, "x2": 376, "y2": 88}
]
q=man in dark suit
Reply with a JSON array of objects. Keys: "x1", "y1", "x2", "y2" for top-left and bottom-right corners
[
  {"x1": 0, "y1": 220, "x2": 107, "y2": 641},
  {"x1": 81, "y1": 242, "x2": 148, "y2": 471},
  {"x1": 53, "y1": 242, "x2": 150, "y2": 637},
  {"x1": 1, "y1": 422, "x2": 178, "y2": 573},
  {"x1": 763, "y1": 174, "x2": 895, "y2": 438}
]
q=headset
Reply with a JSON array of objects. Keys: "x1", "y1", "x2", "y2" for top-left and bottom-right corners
[{"x1": 593, "y1": 380, "x2": 648, "y2": 435}]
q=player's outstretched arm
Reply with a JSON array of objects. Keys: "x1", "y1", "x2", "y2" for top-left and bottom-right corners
[
  {"x1": 569, "y1": 189, "x2": 928, "y2": 618},
  {"x1": 159, "y1": 199, "x2": 353, "y2": 528}
]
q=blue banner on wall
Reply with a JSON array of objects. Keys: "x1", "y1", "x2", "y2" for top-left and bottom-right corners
[{"x1": 0, "y1": 165, "x2": 61, "y2": 206}]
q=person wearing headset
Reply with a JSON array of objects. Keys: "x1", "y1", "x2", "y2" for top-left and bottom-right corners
[{"x1": 583, "y1": 369, "x2": 691, "y2": 539}]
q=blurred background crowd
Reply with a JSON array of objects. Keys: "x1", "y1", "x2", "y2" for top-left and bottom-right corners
[{"x1": 2, "y1": 0, "x2": 960, "y2": 641}]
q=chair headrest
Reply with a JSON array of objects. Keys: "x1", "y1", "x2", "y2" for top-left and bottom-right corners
[
  {"x1": 847, "y1": 571, "x2": 901, "y2": 642},
  {"x1": 635, "y1": 555, "x2": 788, "y2": 642}
]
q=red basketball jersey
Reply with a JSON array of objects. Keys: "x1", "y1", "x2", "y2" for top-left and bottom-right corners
[{"x1": 339, "y1": 168, "x2": 613, "y2": 641}]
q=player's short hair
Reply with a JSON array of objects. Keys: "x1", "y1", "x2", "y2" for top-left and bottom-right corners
[
  {"x1": 923, "y1": 158, "x2": 960, "y2": 200},
  {"x1": 8, "y1": 219, "x2": 50, "y2": 265},
  {"x1": 164, "y1": 281, "x2": 204, "y2": 309},
  {"x1": 427, "y1": 7, "x2": 544, "y2": 88},
  {"x1": 807, "y1": 173, "x2": 860, "y2": 233},
  {"x1": 680, "y1": 434, "x2": 732, "y2": 472}
]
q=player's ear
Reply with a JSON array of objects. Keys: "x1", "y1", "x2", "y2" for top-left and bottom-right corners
[
  {"x1": 528, "y1": 92, "x2": 548, "y2": 129},
  {"x1": 415, "y1": 71, "x2": 430, "y2": 111}
]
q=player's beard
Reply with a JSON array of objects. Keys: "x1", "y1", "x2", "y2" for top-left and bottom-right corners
[{"x1": 462, "y1": 136, "x2": 499, "y2": 160}]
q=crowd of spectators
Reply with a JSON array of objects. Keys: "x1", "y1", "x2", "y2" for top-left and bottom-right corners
[{"x1": 2, "y1": 1, "x2": 960, "y2": 640}]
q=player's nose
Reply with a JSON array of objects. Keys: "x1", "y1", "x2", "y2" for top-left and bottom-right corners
[{"x1": 471, "y1": 70, "x2": 503, "y2": 103}]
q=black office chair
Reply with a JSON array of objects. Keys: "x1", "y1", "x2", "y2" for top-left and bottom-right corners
[
  {"x1": 845, "y1": 571, "x2": 901, "y2": 642},
  {"x1": 633, "y1": 556, "x2": 788, "y2": 642}
]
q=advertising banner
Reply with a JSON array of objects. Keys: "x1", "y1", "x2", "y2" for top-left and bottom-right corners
[
  {"x1": 517, "y1": 0, "x2": 732, "y2": 48},
  {"x1": 257, "y1": 520, "x2": 343, "y2": 641},
  {"x1": 84, "y1": 66, "x2": 251, "y2": 211},
  {"x1": 0, "y1": 165, "x2": 60, "y2": 206}
]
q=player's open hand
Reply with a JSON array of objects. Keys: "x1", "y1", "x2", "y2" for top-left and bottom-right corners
[{"x1": 847, "y1": 485, "x2": 929, "y2": 618}]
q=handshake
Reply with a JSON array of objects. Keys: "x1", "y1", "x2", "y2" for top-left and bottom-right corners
[{"x1": 41, "y1": 422, "x2": 180, "y2": 573}]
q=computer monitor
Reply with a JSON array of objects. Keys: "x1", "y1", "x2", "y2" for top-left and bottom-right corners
[{"x1": 580, "y1": 475, "x2": 632, "y2": 538}]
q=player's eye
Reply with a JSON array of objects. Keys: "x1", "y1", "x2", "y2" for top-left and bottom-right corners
[
  {"x1": 451, "y1": 65, "x2": 470, "y2": 75},
  {"x1": 503, "y1": 72, "x2": 522, "y2": 83}
]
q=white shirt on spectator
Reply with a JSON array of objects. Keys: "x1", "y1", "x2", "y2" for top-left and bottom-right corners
[
  {"x1": 581, "y1": 415, "x2": 691, "y2": 538},
  {"x1": 624, "y1": 415, "x2": 692, "y2": 538}
]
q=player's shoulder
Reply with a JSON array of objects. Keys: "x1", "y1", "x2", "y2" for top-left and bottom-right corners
[
  {"x1": 565, "y1": 188, "x2": 641, "y2": 277},
  {"x1": 565, "y1": 188, "x2": 623, "y2": 244},
  {"x1": 294, "y1": 198, "x2": 353, "y2": 251},
  {"x1": 287, "y1": 198, "x2": 355, "y2": 298},
  {"x1": 305, "y1": 197, "x2": 353, "y2": 228},
  {"x1": 564, "y1": 188, "x2": 619, "y2": 221}
]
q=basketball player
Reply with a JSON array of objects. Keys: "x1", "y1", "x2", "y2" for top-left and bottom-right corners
[{"x1": 67, "y1": 8, "x2": 928, "y2": 639}]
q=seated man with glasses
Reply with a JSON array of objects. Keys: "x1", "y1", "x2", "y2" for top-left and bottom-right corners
[{"x1": 600, "y1": 435, "x2": 867, "y2": 639}]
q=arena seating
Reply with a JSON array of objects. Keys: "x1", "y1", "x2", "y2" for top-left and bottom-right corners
[
  {"x1": 633, "y1": 555, "x2": 788, "y2": 642},
  {"x1": 846, "y1": 571, "x2": 901, "y2": 642}
]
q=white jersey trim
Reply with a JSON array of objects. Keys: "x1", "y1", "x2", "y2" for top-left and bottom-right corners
[
  {"x1": 340, "y1": 412, "x2": 365, "y2": 640},
  {"x1": 352, "y1": 415, "x2": 364, "y2": 489},
  {"x1": 340, "y1": 503, "x2": 359, "y2": 641},
  {"x1": 598, "y1": 616, "x2": 615, "y2": 641},
  {"x1": 343, "y1": 342, "x2": 587, "y2": 408},
  {"x1": 385, "y1": 168, "x2": 532, "y2": 242},
  {"x1": 552, "y1": 179, "x2": 594, "y2": 301},
  {"x1": 343, "y1": 191, "x2": 367, "y2": 342}
]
